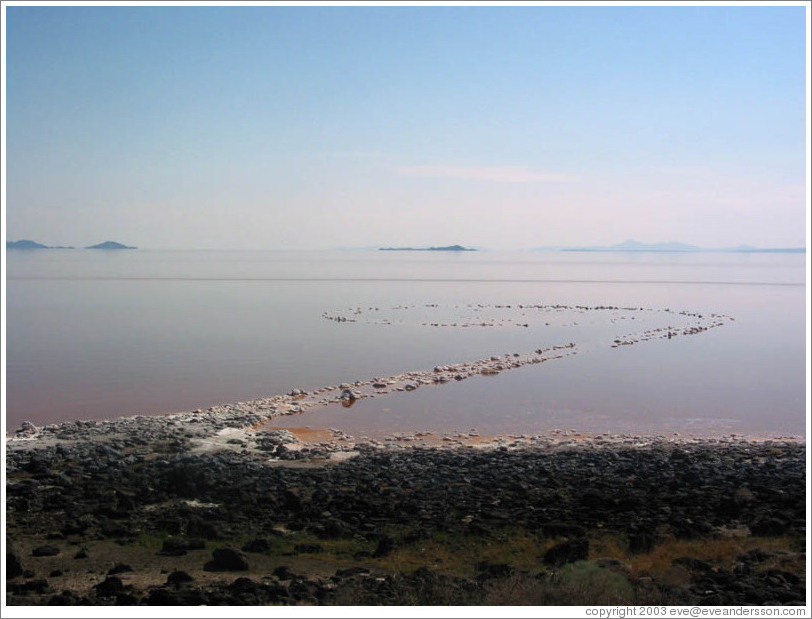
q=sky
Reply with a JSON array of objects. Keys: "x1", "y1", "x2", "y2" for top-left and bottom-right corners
[{"x1": 3, "y1": 2, "x2": 809, "y2": 250}]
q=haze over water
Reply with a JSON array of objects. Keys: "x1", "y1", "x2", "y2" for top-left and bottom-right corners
[{"x1": 5, "y1": 249, "x2": 806, "y2": 438}]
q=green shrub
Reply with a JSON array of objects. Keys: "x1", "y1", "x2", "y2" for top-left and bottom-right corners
[{"x1": 484, "y1": 561, "x2": 634, "y2": 605}]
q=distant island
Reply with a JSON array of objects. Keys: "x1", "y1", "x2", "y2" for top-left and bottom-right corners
[
  {"x1": 7, "y1": 239, "x2": 50, "y2": 249},
  {"x1": 84, "y1": 241, "x2": 137, "y2": 250},
  {"x1": 379, "y1": 245, "x2": 477, "y2": 252},
  {"x1": 7, "y1": 239, "x2": 137, "y2": 250},
  {"x1": 6, "y1": 240, "x2": 74, "y2": 249}
]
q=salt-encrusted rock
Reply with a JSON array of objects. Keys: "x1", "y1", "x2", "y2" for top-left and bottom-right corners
[
  {"x1": 16, "y1": 421, "x2": 38, "y2": 436},
  {"x1": 340, "y1": 389, "x2": 357, "y2": 402}
]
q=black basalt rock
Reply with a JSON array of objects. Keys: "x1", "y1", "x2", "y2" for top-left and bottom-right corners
[
  {"x1": 750, "y1": 516, "x2": 789, "y2": 536},
  {"x1": 146, "y1": 588, "x2": 184, "y2": 605},
  {"x1": 241, "y1": 538, "x2": 271, "y2": 553},
  {"x1": 475, "y1": 561, "x2": 514, "y2": 580},
  {"x1": 372, "y1": 534, "x2": 395, "y2": 558},
  {"x1": 32, "y1": 545, "x2": 60, "y2": 557},
  {"x1": 6, "y1": 540, "x2": 24, "y2": 579},
  {"x1": 94, "y1": 576, "x2": 125, "y2": 598},
  {"x1": 628, "y1": 528, "x2": 657, "y2": 554},
  {"x1": 158, "y1": 537, "x2": 206, "y2": 556},
  {"x1": 166, "y1": 570, "x2": 195, "y2": 587},
  {"x1": 108, "y1": 563, "x2": 134, "y2": 575},
  {"x1": 272, "y1": 565, "x2": 298, "y2": 580},
  {"x1": 293, "y1": 543, "x2": 324, "y2": 555},
  {"x1": 203, "y1": 547, "x2": 249, "y2": 572}
]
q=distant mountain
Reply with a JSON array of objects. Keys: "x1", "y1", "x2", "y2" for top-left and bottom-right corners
[
  {"x1": 7, "y1": 239, "x2": 50, "y2": 249},
  {"x1": 535, "y1": 240, "x2": 805, "y2": 253},
  {"x1": 428, "y1": 245, "x2": 477, "y2": 251},
  {"x1": 379, "y1": 244, "x2": 477, "y2": 251},
  {"x1": 85, "y1": 241, "x2": 137, "y2": 250},
  {"x1": 720, "y1": 245, "x2": 805, "y2": 254},
  {"x1": 564, "y1": 240, "x2": 701, "y2": 252},
  {"x1": 613, "y1": 240, "x2": 701, "y2": 252}
]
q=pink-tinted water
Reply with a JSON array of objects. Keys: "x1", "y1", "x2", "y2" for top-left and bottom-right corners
[{"x1": 5, "y1": 249, "x2": 807, "y2": 437}]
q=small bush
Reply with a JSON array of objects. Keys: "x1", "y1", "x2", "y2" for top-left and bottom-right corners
[{"x1": 484, "y1": 561, "x2": 634, "y2": 605}]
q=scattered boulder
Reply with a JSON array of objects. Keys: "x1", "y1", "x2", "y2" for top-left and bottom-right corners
[
  {"x1": 475, "y1": 561, "x2": 514, "y2": 580},
  {"x1": 6, "y1": 541, "x2": 24, "y2": 579},
  {"x1": 241, "y1": 538, "x2": 271, "y2": 553},
  {"x1": 146, "y1": 588, "x2": 183, "y2": 605},
  {"x1": 94, "y1": 576, "x2": 125, "y2": 598},
  {"x1": 10, "y1": 579, "x2": 50, "y2": 595},
  {"x1": 47, "y1": 590, "x2": 84, "y2": 605},
  {"x1": 372, "y1": 534, "x2": 395, "y2": 558},
  {"x1": 32, "y1": 545, "x2": 60, "y2": 557},
  {"x1": 108, "y1": 563, "x2": 133, "y2": 575},
  {"x1": 158, "y1": 537, "x2": 206, "y2": 556},
  {"x1": 272, "y1": 566, "x2": 299, "y2": 580},
  {"x1": 293, "y1": 543, "x2": 323, "y2": 555},
  {"x1": 204, "y1": 547, "x2": 249, "y2": 572},
  {"x1": 628, "y1": 528, "x2": 657, "y2": 554},
  {"x1": 739, "y1": 548, "x2": 773, "y2": 563},
  {"x1": 166, "y1": 570, "x2": 195, "y2": 587},
  {"x1": 750, "y1": 516, "x2": 789, "y2": 536}
]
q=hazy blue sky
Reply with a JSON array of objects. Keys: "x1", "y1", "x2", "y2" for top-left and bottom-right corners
[{"x1": 4, "y1": 4, "x2": 809, "y2": 249}]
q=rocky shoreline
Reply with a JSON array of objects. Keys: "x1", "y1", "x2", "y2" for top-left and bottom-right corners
[{"x1": 5, "y1": 403, "x2": 807, "y2": 606}]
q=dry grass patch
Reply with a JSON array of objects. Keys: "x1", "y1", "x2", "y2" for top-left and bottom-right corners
[
  {"x1": 587, "y1": 532, "x2": 803, "y2": 580},
  {"x1": 482, "y1": 561, "x2": 635, "y2": 606},
  {"x1": 631, "y1": 536, "x2": 801, "y2": 579},
  {"x1": 379, "y1": 527, "x2": 552, "y2": 577}
]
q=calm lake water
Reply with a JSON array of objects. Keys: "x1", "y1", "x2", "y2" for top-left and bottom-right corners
[{"x1": 4, "y1": 249, "x2": 807, "y2": 437}]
